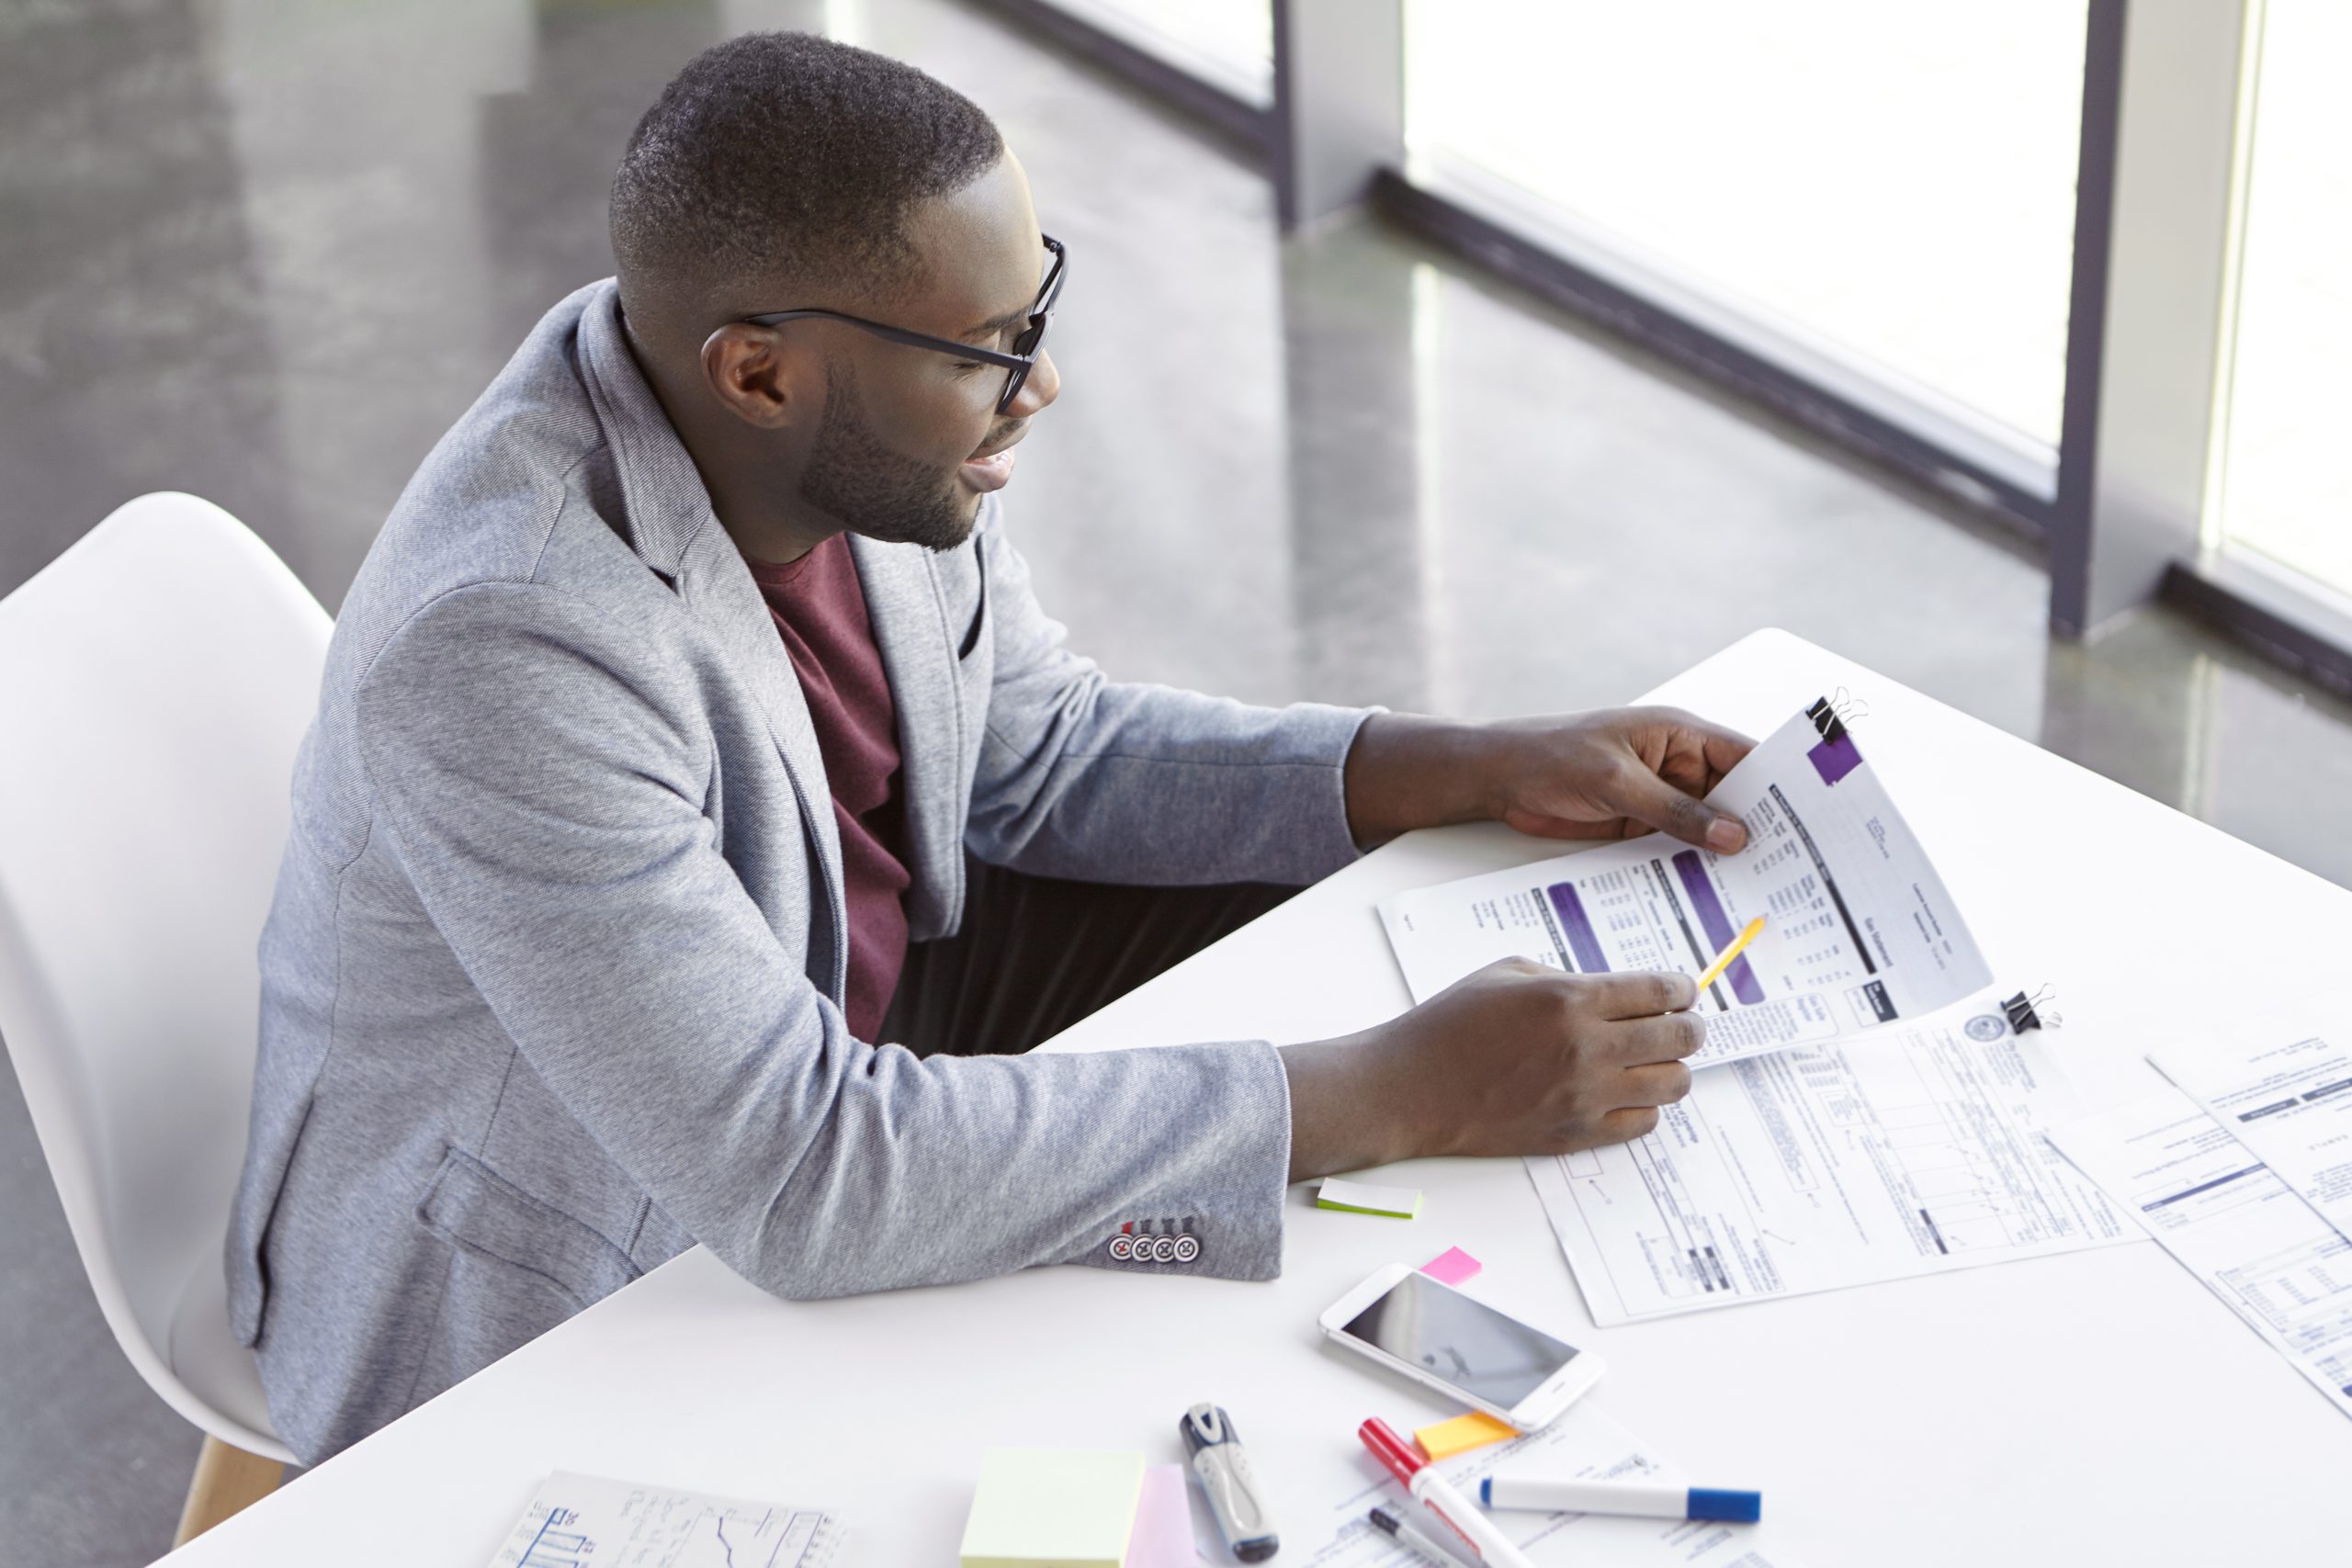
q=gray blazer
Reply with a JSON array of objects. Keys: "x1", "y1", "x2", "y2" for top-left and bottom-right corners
[{"x1": 227, "y1": 281, "x2": 1372, "y2": 1462}]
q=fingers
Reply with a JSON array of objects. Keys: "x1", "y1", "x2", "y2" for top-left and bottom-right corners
[
  {"x1": 1607, "y1": 759, "x2": 1746, "y2": 853},
  {"x1": 1701, "y1": 726, "x2": 1755, "y2": 783},
  {"x1": 1496, "y1": 808, "x2": 1627, "y2": 842},
  {"x1": 1617, "y1": 1059, "x2": 1694, "y2": 1108},
  {"x1": 1586, "y1": 970, "x2": 1698, "y2": 1020},
  {"x1": 1639, "y1": 706, "x2": 1757, "y2": 784},
  {"x1": 1609, "y1": 1010, "x2": 1709, "y2": 1064},
  {"x1": 1597, "y1": 1105, "x2": 1661, "y2": 1142}
]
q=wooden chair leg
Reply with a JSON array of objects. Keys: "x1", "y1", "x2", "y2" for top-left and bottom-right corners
[{"x1": 173, "y1": 1434, "x2": 284, "y2": 1547}]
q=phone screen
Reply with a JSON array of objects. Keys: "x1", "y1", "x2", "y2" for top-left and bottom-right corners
[{"x1": 1338, "y1": 1272, "x2": 1581, "y2": 1409}]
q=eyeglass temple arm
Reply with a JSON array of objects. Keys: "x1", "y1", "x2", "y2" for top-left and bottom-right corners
[{"x1": 739, "y1": 310, "x2": 1034, "y2": 370}]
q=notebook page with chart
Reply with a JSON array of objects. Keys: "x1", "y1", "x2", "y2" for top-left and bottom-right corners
[
  {"x1": 1378, "y1": 699, "x2": 1992, "y2": 1070},
  {"x1": 483, "y1": 1472, "x2": 843, "y2": 1568}
]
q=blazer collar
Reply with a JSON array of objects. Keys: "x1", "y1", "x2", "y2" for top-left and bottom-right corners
[
  {"x1": 574, "y1": 282, "x2": 849, "y2": 992},
  {"x1": 573, "y1": 282, "x2": 711, "y2": 582}
]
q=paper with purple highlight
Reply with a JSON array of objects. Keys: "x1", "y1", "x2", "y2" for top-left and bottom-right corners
[
  {"x1": 1808, "y1": 731, "x2": 1863, "y2": 785},
  {"x1": 1377, "y1": 705, "x2": 1991, "y2": 1071},
  {"x1": 1672, "y1": 851, "x2": 1765, "y2": 1006},
  {"x1": 1419, "y1": 1246, "x2": 1483, "y2": 1285}
]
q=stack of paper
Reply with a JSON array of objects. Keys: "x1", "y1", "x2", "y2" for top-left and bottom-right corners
[
  {"x1": 1529, "y1": 1010, "x2": 2131, "y2": 1323},
  {"x1": 2044, "y1": 1002, "x2": 2352, "y2": 1421},
  {"x1": 1377, "y1": 704, "x2": 2131, "y2": 1322},
  {"x1": 1379, "y1": 705, "x2": 1993, "y2": 1071}
]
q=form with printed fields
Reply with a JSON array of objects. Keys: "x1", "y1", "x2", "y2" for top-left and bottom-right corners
[
  {"x1": 1378, "y1": 703, "x2": 1991, "y2": 1070},
  {"x1": 1527, "y1": 1010, "x2": 2130, "y2": 1324},
  {"x1": 2050, "y1": 1085, "x2": 2352, "y2": 1420},
  {"x1": 2151, "y1": 1002, "x2": 2352, "y2": 1242}
]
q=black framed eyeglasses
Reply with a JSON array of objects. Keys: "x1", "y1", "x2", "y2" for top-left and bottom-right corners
[{"x1": 741, "y1": 234, "x2": 1066, "y2": 414}]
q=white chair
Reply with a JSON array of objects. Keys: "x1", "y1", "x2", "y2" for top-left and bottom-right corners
[{"x1": 0, "y1": 493, "x2": 329, "y2": 1546}]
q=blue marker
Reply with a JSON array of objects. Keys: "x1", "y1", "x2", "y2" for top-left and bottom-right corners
[{"x1": 1482, "y1": 1473, "x2": 1762, "y2": 1522}]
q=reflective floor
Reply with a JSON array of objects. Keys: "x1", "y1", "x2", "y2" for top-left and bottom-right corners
[{"x1": 6, "y1": 1, "x2": 2352, "y2": 1561}]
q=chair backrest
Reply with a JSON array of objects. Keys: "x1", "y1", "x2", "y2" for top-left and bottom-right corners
[{"x1": 0, "y1": 493, "x2": 328, "y2": 1450}]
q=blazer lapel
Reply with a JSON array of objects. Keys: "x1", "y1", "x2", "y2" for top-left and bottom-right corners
[
  {"x1": 850, "y1": 533, "x2": 963, "y2": 941},
  {"x1": 676, "y1": 527, "x2": 845, "y2": 877}
]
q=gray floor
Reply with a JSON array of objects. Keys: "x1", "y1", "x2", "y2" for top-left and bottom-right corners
[{"x1": 7, "y1": 1, "x2": 2352, "y2": 1562}]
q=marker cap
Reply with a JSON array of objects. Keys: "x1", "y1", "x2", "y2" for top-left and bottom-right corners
[
  {"x1": 1357, "y1": 1418, "x2": 1426, "y2": 1488},
  {"x1": 1688, "y1": 1488, "x2": 1762, "y2": 1523}
]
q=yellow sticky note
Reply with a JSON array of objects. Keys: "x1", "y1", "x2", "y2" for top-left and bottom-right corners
[
  {"x1": 1414, "y1": 1411, "x2": 1517, "y2": 1461},
  {"x1": 960, "y1": 1448, "x2": 1145, "y2": 1568}
]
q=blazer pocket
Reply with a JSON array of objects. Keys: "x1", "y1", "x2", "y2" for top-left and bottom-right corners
[{"x1": 414, "y1": 1147, "x2": 642, "y2": 1313}]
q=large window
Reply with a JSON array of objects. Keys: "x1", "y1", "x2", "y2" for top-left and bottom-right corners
[
  {"x1": 2213, "y1": 0, "x2": 2352, "y2": 600},
  {"x1": 1404, "y1": 2, "x2": 2086, "y2": 454},
  {"x1": 997, "y1": 0, "x2": 2352, "y2": 682},
  {"x1": 1039, "y1": 0, "x2": 1272, "y2": 107}
]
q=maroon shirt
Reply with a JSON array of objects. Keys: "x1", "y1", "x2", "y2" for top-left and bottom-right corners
[{"x1": 745, "y1": 537, "x2": 910, "y2": 1040}]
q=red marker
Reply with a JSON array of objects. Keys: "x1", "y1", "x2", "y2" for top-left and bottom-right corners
[{"x1": 1357, "y1": 1418, "x2": 1535, "y2": 1568}]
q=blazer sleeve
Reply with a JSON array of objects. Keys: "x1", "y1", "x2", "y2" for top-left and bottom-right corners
[
  {"x1": 354, "y1": 581, "x2": 1293, "y2": 1296},
  {"x1": 964, "y1": 500, "x2": 1378, "y2": 886}
]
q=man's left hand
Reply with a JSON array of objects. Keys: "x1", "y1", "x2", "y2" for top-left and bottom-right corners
[{"x1": 1343, "y1": 708, "x2": 1757, "y2": 853}]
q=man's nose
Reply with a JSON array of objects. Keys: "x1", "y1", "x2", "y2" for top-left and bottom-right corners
[{"x1": 1011, "y1": 347, "x2": 1059, "y2": 417}]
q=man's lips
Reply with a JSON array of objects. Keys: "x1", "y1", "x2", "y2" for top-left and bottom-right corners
[{"x1": 959, "y1": 429, "x2": 1024, "y2": 492}]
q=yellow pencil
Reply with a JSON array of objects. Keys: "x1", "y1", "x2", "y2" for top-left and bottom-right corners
[{"x1": 1693, "y1": 915, "x2": 1767, "y2": 994}]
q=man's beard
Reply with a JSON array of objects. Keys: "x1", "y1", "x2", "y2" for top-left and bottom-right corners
[{"x1": 797, "y1": 365, "x2": 978, "y2": 553}]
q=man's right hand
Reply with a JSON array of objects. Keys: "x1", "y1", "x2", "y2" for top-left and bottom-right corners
[{"x1": 1281, "y1": 958, "x2": 1703, "y2": 1182}]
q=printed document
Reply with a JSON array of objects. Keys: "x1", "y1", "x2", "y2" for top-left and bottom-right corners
[
  {"x1": 1294, "y1": 1398, "x2": 1805, "y2": 1567},
  {"x1": 2049, "y1": 1087, "x2": 2352, "y2": 1419},
  {"x1": 2150, "y1": 1005, "x2": 2352, "y2": 1242},
  {"x1": 1529, "y1": 1011, "x2": 2130, "y2": 1325},
  {"x1": 1379, "y1": 705, "x2": 1990, "y2": 1069},
  {"x1": 484, "y1": 1472, "x2": 842, "y2": 1568}
]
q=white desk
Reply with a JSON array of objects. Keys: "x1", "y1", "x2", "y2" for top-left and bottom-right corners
[{"x1": 164, "y1": 629, "x2": 2347, "y2": 1566}]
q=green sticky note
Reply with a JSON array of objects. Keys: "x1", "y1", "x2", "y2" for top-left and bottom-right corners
[
  {"x1": 1317, "y1": 1177, "x2": 1423, "y2": 1218},
  {"x1": 959, "y1": 1448, "x2": 1146, "y2": 1568}
]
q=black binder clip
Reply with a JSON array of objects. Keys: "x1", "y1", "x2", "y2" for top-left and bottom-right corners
[
  {"x1": 1806, "y1": 687, "x2": 1870, "y2": 747},
  {"x1": 2003, "y1": 985, "x2": 2060, "y2": 1033}
]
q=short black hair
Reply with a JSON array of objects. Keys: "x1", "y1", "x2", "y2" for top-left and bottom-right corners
[{"x1": 610, "y1": 32, "x2": 1003, "y2": 312}]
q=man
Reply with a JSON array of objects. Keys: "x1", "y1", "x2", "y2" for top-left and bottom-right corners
[{"x1": 228, "y1": 32, "x2": 1751, "y2": 1463}]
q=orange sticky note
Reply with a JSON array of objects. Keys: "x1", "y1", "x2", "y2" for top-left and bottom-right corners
[{"x1": 1413, "y1": 1410, "x2": 1517, "y2": 1461}]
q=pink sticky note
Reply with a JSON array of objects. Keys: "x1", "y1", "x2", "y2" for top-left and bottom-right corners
[
  {"x1": 1124, "y1": 1462, "x2": 1195, "y2": 1568},
  {"x1": 1420, "y1": 1246, "x2": 1483, "y2": 1286}
]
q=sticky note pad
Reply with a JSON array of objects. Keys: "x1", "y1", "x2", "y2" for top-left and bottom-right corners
[
  {"x1": 960, "y1": 1449, "x2": 1145, "y2": 1568},
  {"x1": 1317, "y1": 1177, "x2": 1422, "y2": 1218},
  {"x1": 1122, "y1": 1463, "x2": 1196, "y2": 1568},
  {"x1": 1420, "y1": 1246, "x2": 1482, "y2": 1285},
  {"x1": 1415, "y1": 1410, "x2": 1518, "y2": 1461}
]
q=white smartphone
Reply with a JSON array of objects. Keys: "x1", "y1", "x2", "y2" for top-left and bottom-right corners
[{"x1": 1317, "y1": 1263, "x2": 1605, "y2": 1431}]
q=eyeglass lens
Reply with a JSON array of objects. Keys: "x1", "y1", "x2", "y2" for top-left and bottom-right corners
[{"x1": 997, "y1": 243, "x2": 1061, "y2": 412}]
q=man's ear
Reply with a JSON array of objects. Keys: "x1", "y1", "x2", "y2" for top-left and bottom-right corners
[{"x1": 699, "y1": 324, "x2": 806, "y2": 430}]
